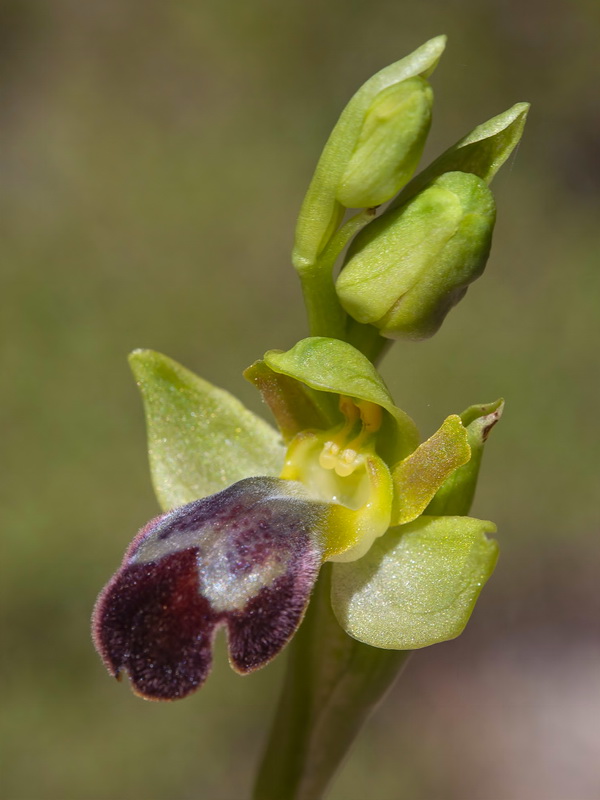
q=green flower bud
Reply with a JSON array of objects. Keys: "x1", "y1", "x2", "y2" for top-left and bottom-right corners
[
  {"x1": 293, "y1": 36, "x2": 445, "y2": 271},
  {"x1": 335, "y1": 171, "x2": 496, "y2": 340},
  {"x1": 336, "y1": 76, "x2": 433, "y2": 210}
]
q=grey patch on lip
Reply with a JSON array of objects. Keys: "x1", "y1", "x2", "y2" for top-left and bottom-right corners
[
  {"x1": 94, "y1": 476, "x2": 327, "y2": 700},
  {"x1": 130, "y1": 476, "x2": 327, "y2": 612}
]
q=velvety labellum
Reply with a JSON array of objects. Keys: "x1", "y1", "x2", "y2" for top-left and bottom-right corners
[{"x1": 93, "y1": 477, "x2": 325, "y2": 701}]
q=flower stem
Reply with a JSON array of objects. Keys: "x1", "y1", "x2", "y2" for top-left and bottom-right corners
[
  {"x1": 252, "y1": 564, "x2": 410, "y2": 800},
  {"x1": 298, "y1": 209, "x2": 376, "y2": 339}
]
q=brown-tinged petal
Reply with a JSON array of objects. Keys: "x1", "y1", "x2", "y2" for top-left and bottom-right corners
[{"x1": 92, "y1": 477, "x2": 326, "y2": 701}]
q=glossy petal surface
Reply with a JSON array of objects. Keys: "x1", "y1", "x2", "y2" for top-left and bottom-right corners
[
  {"x1": 331, "y1": 515, "x2": 498, "y2": 649},
  {"x1": 129, "y1": 350, "x2": 285, "y2": 510},
  {"x1": 93, "y1": 477, "x2": 324, "y2": 700}
]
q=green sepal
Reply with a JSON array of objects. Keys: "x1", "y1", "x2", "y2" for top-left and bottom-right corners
[
  {"x1": 392, "y1": 414, "x2": 471, "y2": 525},
  {"x1": 293, "y1": 36, "x2": 446, "y2": 270},
  {"x1": 129, "y1": 350, "x2": 285, "y2": 511},
  {"x1": 331, "y1": 515, "x2": 498, "y2": 649},
  {"x1": 261, "y1": 337, "x2": 420, "y2": 463},
  {"x1": 391, "y1": 102, "x2": 529, "y2": 211},
  {"x1": 427, "y1": 398, "x2": 504, "y2": 516}
]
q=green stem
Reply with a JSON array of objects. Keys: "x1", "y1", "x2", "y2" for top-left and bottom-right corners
[
  {"x1": 298, "y1": 267, "x2": 347, "y2": 339},
  {"x1": 255, "y1": 236, "x2": 404, "y2": 798},
  {"x1": 297, "y1": 209, "x2": 376, "y2": 339},
  {"x1": 252, "y1": 565, "x2": 410, "y2": 800}
]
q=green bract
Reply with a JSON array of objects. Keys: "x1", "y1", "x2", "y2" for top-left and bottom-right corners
[
  {"x1": 391, "y1": 101, "x2": 530, "y2": 208},
  {"x1": 336, "y1": 171, "x2": 496, "y2": 340}
]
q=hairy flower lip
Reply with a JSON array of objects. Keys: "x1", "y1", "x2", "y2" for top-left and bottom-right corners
[
  {"x1": 92, "y1": 360, "x2": 498, "y2": 701},
  {"x1": 92, "y1": 477, "x2": 327, "y2": 701},
  {"x1": 91, "y1": 34, "x2": 526, "y2": 720}
]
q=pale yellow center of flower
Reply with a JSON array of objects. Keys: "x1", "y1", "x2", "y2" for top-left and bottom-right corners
[
  {"x1": 317, "y1": 398, "x2": 382, "y2": 477},
  {"x1": 280, "y1": 397, "x2": 385, "y2": 515}
]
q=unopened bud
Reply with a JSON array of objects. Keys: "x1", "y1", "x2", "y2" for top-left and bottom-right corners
[
  {"x1": 293, "y1": 36, "x2": 445, "y2": 270},
  {"x1": 336, "y1": 75, "x2": 433, "y2": 209},
  {"x1": 336, "y1": 171, "x2": 496, "y2": 340}
]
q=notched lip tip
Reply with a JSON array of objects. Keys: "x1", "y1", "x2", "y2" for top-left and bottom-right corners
[
  {"x1": 133, "y1": 683, "x2": 202, "y2": 704},
  {"x1": 115, "y1": 665, "x2": 200, "y2": 703}
]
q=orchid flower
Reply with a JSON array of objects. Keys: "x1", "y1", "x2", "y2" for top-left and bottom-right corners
[
  {"x1": 93, "y1": 337, "x2": 501, "y2": 701},
  {"x1": 91, "y1": 34, "x2": 528, "y2": 800}
]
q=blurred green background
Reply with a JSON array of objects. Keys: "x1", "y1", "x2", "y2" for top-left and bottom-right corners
[{"x1": 2, "y1": 1, "x2": 599, "y2": 798}]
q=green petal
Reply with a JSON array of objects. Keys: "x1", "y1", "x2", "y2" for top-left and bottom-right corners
[
  {"x1": 331, "y1": 515, "x2": 498, "y2": 649},
  {"x1": 427, "y1": 398, "x2": 504, "y2": 516},
  {"x1": 129, "y1": 350, "x2": 285, "y2": 511},
  {"x1": 263, "y1": 337, "x2": 420, "y2": 462},
  {"x1": 392, "y1": 415, "x2": 471, "y2": 525}
]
